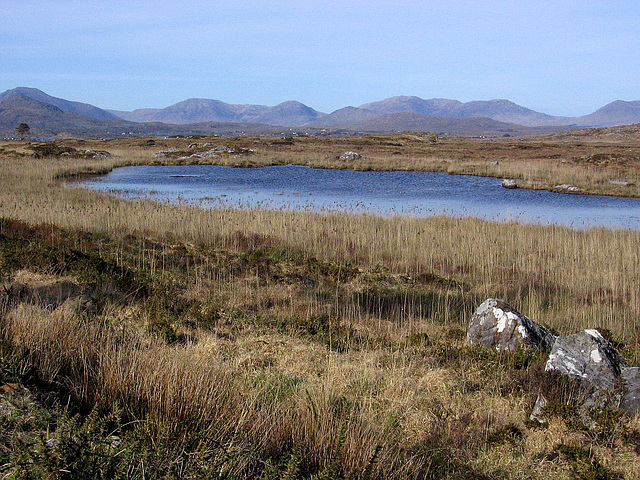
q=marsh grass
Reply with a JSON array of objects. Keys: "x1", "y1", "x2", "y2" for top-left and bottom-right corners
[{"x1": 1, "y1": 136, "x2": 640, "y2": 477}]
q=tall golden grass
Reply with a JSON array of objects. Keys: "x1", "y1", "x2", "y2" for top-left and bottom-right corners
[
  {"x1": 2, "y1": 138, "x2": 640, "y2": 477},
  {"x1": 2, "y1": 149, "x2": 640, "y2": 348}
]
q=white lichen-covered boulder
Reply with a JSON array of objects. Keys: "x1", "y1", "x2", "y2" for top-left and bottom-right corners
[
  {"x1": 545, "y1": 329, "x2": 626, "y2": 391},
  {"x1": 338, "y1": 151, "x2": 361, "y2": 161},
  {"x1": 536, "y1": 329, "x2": 635, "y2": 423},
  {"x1": 553, "y1": 184, "x2": 582, "y2": 193},
  {"x1": 467, "y1": 298, "x2": 557, "y2": 351},
  {"x1": 501, "y1": 179, "x2": 518, "y2": 189}
]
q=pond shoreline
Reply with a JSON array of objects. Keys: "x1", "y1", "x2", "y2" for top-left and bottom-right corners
[
  {"x1": 78, "y1": 163, "x2": 640, "y2": 230},
  {"x1": 71, "y1": 155, "x2": 640, "y2": 200},
  {"x1": 148, "y1": 153, "x2": 640, "y2": 200}
]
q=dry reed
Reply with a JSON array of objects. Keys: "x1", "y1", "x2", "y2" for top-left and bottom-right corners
[{"x1": 1, "y1": 137, "x2": 640, "y2": 478}]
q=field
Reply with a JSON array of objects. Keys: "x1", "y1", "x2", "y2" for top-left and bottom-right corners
[{"x1": 1, "y1": 133, "x2": 640, "y2": 478}]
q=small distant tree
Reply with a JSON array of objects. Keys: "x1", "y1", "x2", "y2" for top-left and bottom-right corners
[{"x1": 16, "y1": 123, "x2": 30, "y2": 141}]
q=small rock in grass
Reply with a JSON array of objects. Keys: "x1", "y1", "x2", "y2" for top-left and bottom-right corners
[
  {"x1": 553, "y1": 184, "x2": 582, "y2": 193},
  {"x1": 338, "y1": 151, "x2": 361, "y2": 161}
]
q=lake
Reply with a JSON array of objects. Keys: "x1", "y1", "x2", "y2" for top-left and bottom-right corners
[{"x1": 79, "y1": 164, "x2": 640, "y2": 230}]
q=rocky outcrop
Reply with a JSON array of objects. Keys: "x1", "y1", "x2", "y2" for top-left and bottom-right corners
[
  {"x1": 176, "y1": 146, "x2": 255, "y2": 161},
  {"x1": 468, "y1": 299, "x2": 640, "y2": 422},
  {"x1": 501, "y1": 179, "x2": 518, "y2": 189},
  {"x1": 545, "y1": 329, "x2": 626, "y2": 391},
  {"x1": 177, "y1": 150, "x2": 221, "y2": 161},
  {"x1": 83, "y1": 149, "x2": 111, "y2": 159},
  {"x1": 540, "y1": 329, "x2": 630, "y2": 421},
  {"x1": 467, "y1": 298, "x2": 556, "y2": 352},
  {"x1": 211, "y1": 145, "x2": 235, "y2": 153},
  {"x1": 338, "y1": 151, "x2": 361, "y2": 161},
  {"x1": 153, "y1": 147, "x2": 180, "y2": 157},
  {"x1": 552, "y1": 184, "x2": 582, "y2": 194}
]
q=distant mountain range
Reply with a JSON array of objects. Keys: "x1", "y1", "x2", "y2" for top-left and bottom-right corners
[
  {"x1": 110, "y1": 98, "x2": 323, "y2": 126},
  {"x1": 109, "y1": 93, "x2": 640, "y2": 129},
  {"x1": 350, "y1": 97, "x2": 568, "y2": 127},
  {"x1": 325, "y1": 112, "x2": 564, "y2": 136},
  {"x1": 1, "y1": 87, "x2": 640, "y2": 139},
  {"x1": 0, "y1": 94, "x2": 282, "y2": 139}
]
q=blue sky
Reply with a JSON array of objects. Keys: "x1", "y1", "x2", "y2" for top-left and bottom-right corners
[{"x1": 2, "y1": 0, "x2": 639, "y2": 116}]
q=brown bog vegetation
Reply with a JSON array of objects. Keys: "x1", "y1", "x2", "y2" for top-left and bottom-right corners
[{"x1": 1, "y1": 133, "x2": 640, "y2": 478}]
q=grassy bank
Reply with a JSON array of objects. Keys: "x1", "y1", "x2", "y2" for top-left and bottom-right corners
[
  {"x1": 1, "y1": 137, "x2": 640, "y2": 478},
  {"x1": 4, "y1": 131, "x2": 640, "y2": 197}
]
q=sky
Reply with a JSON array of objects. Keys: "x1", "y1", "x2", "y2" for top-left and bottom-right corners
[{"x1": 2, "y1": 0, "x2": 639, "y2": 116}]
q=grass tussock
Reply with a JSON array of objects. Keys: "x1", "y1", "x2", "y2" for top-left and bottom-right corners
[{"x1": 1, "y1": 136, "x2": 640, "y2": 477}]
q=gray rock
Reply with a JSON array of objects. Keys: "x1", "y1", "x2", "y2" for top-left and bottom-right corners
[
  {"x1": 553, "y1": 184, "x2": 582, "y2": 193},
  {"x1": 212, "y1": 145, "x2": 235, "y2": 153},
  {"x1": 545, "y1": 329, "x2": 626, "y2": 391},
  {"x1": 153, "y1": 147, "x2": 180, "y2": 158},
  {"x1": 529, "y1": 394, "x2": 549, "y2": 423},
  {"x1": 338, "y1": 151, "x2": 361, "y2": 161},
  {"x1": 467, "y1": 298, "x2": 557, "y2": 351},
  {"x1": 501, "y1": 179, "x2": 518, "y2": 189},
  {"x1": 84, "y1": 149, "x2": 110, "y2": 159},
  {"x1": 620, "y1": 367, "x2": 640, "y2": 414},
  {"x1": 535, "y1": 330, "x2": 640, "y2": 425},
  {"x1": 200, "y1": 149, "x2": 222, "y2": 158}
]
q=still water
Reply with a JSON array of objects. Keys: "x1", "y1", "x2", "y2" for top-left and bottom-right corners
[{"x1": 80, "y1": 164, "x2": 640, "y2": 230}]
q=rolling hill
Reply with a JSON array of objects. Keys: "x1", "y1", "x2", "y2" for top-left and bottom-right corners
[
  {"x1": 350, "y1": 97, "x2": 571, "y2": 127},
  {"x1": 111, "y1": 94, "x2": 640, "y2": 129},
  {"x1": 0, "y1": 87, "x2": 120, "y2": 121},
  {"x1": 2, "y1": 87, "x2": 640, "y2": 139},
  {"x1": 111, "y1": 98, "x2": 323, "y2": 126},
  {"x1": 329, "y1": 112, "x2": 569, "y2": 136},
  {"x1": 572, "y1": 100, "x2": 640, "y2": 127},
  {"x1": 0, "y1": 95, "x2": 287, "y2": 139},
  {"x1": 0, "y1": 94, "x2": 129, "y2": 138}
]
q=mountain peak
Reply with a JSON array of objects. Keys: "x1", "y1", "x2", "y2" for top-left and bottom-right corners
[
  {"x1": 0, "y1": 87, "x2": 48, "y2": 99},
  {"x1": 359, "y1": 96, "x2": 463, "y2": 116},
  {"x1": 0, "y1": 93, "x2": 63, "y2": 113},
  {"x1": 114, "y1": 98, "x2": 321, "y2": 126},
  {"x1": 0, "y1": 87, "x2": 119, "y2": 120},
  {"x1": 573, "y1": 100, "x2": 640, "y2": 127}
]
